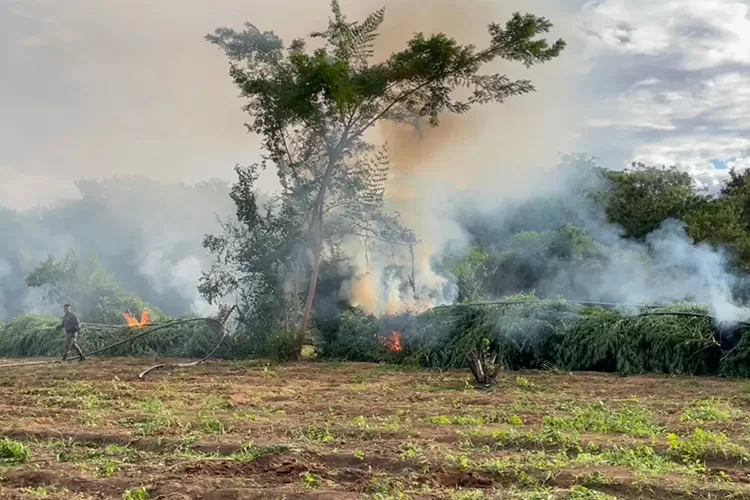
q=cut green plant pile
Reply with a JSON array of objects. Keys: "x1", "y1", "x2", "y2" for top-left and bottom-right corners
[{"x1": 317, "y1": 295, "x2": 750, "y2": 378}]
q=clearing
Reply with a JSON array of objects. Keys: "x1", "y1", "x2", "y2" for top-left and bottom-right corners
[{"x1": 1, "y1": 359, "x2": 750, "y2": 499}]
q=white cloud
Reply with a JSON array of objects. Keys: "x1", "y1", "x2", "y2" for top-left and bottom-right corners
[
  {"x1": 3, "y1": 0, "x2": 750, "y2": 204},
  {"x1": 581, "y1": 0, "x2": 750, "y2": 70},
  {"x1": 577, "y1": 0, "x2": 750, "y2": 186}
]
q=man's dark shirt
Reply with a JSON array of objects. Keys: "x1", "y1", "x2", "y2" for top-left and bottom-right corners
[{"x1": 58, "y1": 312, "x2": 81, "y2": 334}]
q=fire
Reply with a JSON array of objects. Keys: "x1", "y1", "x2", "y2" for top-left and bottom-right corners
[
  {"x1": 123, "y1": 310, "x2": 151, "y2": 328},
  {"x1": 379, "y1": 330, "x2": 403, "y2": 352}
]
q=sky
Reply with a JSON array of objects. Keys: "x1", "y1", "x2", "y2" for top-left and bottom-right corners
[{"x1": 1, "y1": 0, "x2": 749, "y2": 209}]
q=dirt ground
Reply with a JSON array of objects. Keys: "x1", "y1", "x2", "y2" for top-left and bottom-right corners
[{"x1": 1, "y1": 358, "x2": 750, "y2": 499}]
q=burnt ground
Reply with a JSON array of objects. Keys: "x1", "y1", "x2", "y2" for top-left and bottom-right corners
[{"x1": 1, "y1": 358, "x2": 750, "y2": 499}]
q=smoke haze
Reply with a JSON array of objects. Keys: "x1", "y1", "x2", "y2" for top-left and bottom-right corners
[
  {"x1": 0, "y1": 177, "x2": 235, "y2": 320},
  {"x1": 3, "y1": 0, "x2": 746, "y2": 324}
]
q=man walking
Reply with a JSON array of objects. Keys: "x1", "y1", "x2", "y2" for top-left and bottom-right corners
[{"x1": 56, "y1": 304, "x2": 85, "y2": 362}]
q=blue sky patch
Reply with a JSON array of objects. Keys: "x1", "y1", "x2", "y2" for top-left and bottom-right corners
[{"x1": 711, "y1": 159, "x2": 729, "y2": 170}]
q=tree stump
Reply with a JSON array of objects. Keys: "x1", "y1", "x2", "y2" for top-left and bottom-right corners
[{"x1": 467, "y1": 349, "x2": 503, "y2": 389}]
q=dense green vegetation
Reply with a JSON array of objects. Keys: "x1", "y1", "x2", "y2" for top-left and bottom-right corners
[
  {"x1": 3, "y1": 2, "x2": 750, "y2": 380},
  {"x1": 316, "y1": 295, "x2": 750, "y2": 378}
]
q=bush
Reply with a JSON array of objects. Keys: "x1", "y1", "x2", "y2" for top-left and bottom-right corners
[{"x1": 266, "y1": 330, "x2": 299, "y2": 362}]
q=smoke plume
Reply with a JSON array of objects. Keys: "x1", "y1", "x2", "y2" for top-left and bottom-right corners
[
  {"x1": 0, "y1": 177, "x2": 235, "y2": 320},
  {"x1": 346, "y1": 0, "x2": 584, "y2": 313}
]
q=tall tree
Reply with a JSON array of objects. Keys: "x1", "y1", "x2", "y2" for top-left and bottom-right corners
[
  {"x1": 207, "y1": 0, "x2": 566, "y2": 352},
  {"x1": 597, "y1": 162, "x2": 702, "y2": 240}
]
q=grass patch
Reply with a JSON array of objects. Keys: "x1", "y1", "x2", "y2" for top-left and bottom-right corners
[
  {"x1": 542, "y1": 402, "x2": 662, "y2": 437},
  {"x1": 232, "y1": 443, "x2": 290, "y2": 462},
  {"x1": 430, "y1": 414, "x2": 485, "y2": 426},
  {"x1": 567, "y1": 486, "x2": 619, "y2": 499},
  {"x1": 668, "y1": 428, "x2": 749, "y2": 463},
  {"x1": 489, "y1": 428, "x2": 581, "y2": 451},
  {"x1": 680, "y1": 398, "x2": 737, "y2": 423}
]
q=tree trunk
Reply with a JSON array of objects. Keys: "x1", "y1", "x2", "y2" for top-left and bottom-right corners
[
  {"x1": 296, "y1": 211, "x2": 323, "y2": 356},
  {"x1": 296, "y1": 165, "x2": 331, "y2": 356}
]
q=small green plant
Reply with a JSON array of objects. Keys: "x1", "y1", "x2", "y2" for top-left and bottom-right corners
[
  {"x1": 135, "y1": 415, "x2": 174, "y2": 436},
  {"x1": 123, "y1": 487, "x2": 150, "y2": 500},
  {"x1": 515, "y1": 376, "x2": 540, "y2": 391},
  {"x1": 491, "y1": 427, "x2": 580, "y2": 451},
  {"x1": 0, "y1": 438, "x2": 29, "y2": 464},
  {"x1": 573, "y1": 470, "x2": 611, "y2": 487},
  {"x1": 507, "y1": 414, "x2": 525, "y2": 426},
  {"x1": 304, "y1": 426, "x2": 335, "y2": 444},
  {"x1": 132, "y1": 396, "x2": 176, "y2": 436},
  {"x1": 197, "y1": 413, "x2": 229, "y2": 435},
  {"x1": 446, "y1": 453, "x2": 472, "y2": 471},
  {"x1": 368, "y1": 474, "x2": 409, "y2": 498},
  {"x1": 139, "y1": 396, "x2": 167, "y2": 414},
  {"x1": 201, "y1": 394, "x2": 231, "y2": 411},
  {"x1": 98, "y1": 459, "x2": 120, "y2": 478},
  {"x1": 400, "y1": 442, "x2": 423, "y2": 461},
  {"x1": 352, "y1": 415, "x2": 371, "y2": 431},
  {"x1": 300, "y1": 471, "x2": 321, "y2": 490}
]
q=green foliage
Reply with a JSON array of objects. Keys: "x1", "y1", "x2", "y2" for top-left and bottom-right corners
[
  {"x1": 0, "y1": 438, "x2": 29, "y2": 464},
  {"x1": 315, "y1": 308, "x2": 383, "y2": 362},
  {"x1": 122, "y1": 487, "x2": 151, "y2": 500},
  {"x1": 443, "y1": 247, "x2": 490, "y2": 303},
  {"x1": 25, "y1": 252, "x2": 162, "y2": 325},
  {"x1": 314, "y1": 295, "x2": 750, "y2": 378},
  {"x1": 266, "y1": 330, "x2": 300, "y2": 362},
  {"x1": 203, "y1": 0, "x2": 566, "y2": 353},
  {"x1": 449, "y1": 225, "x2": 607, "y2": 300},
  {"x1": 541, "y1": 402, "x2": 662, "y2": 437},
  {"x1": 597, "y1": 163, "x2": 701, "y2": 240},
  {"x1": 559, "y1": 304, "x2": 723, "y2": 376},
  {"x1": 558, "y1": 308, "x2": 622, "y2": 372},
  {"x1": 615, "y1": 304, "x2": 721, "y2": 376},
  {"x1": 667, "y1": 428, "x2": 749, "y2": 462},
  {"x1": 720, "y1": 329, "x2": 750, "y2": 377},
  {"x1": 0, "y1": 316, "x2": 60, "y2": 357}
]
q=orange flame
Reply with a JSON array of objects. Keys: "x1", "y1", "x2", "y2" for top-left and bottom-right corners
[
  {"x1": 379, "y1": 331, "x2": 403, "y2": 352},
  {"x1": 123, "y1": 310, "x2": 151, "y2": 328}
]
